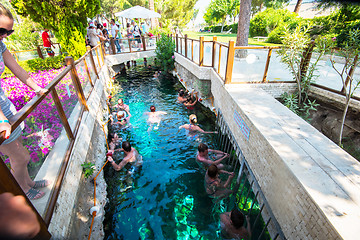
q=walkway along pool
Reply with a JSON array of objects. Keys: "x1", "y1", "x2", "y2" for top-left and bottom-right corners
[{"x1": 103, "y1": 63, "x2": 283, "y2": 239}]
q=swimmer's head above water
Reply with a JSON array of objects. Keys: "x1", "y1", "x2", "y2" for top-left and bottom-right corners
[
  {"x1": 117, "y1": 111, "x2": 126, "y2": 120},
  {"x1": 208, "y1": 164, "x2": 219, "y2": 178},
  {"x1": 189, "y1": 114, "x2": 197, "y2": 124},
  {"x1": 179, "y1": 89, "x2": 185, "y2": 97},
  {"x1": 150, "y1": 105, "x2": 156, "y2": 112},
  {"x1": 198, "y1": 143, "x2": 208, "y2": 153},
  {"x1": 230, "y1": 209, "x2": 245, "y2": 229},
  {"x1": 118, "y1": 99, "x2": 124, "y2": 106},
  {"x1": 122, "y1": 141, "x2": 131, "y2": 152}
]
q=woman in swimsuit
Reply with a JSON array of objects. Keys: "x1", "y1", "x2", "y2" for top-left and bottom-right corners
[
  {"x1": 204, "y1": 164, "x2": 234, "y2": 199},
  {"x1": 183, "y1": 92, "x2": 198, "y2": 110},
  {"x1": 179, "y1": 114, "x2": 217, "y2": 134}
]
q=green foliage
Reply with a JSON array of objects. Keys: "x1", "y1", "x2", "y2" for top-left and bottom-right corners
[
  {"x1": 204, "y1": 0, "x2": 239, "y2": 27},
  {"x1": 81, "y1": 162, "x2": 96, "y2": 179},
  {"x1": 156, "y1": 0, "x2": 197, "y2": 29},
  {"x1": 281, "y1": 92, "x2": 300, "y2": 115},
  {"x1": 249, "y1": 8, "x2": 300, "y2": 38},
  {"x1": 155, "y1": 34, "x2": 175, "y2": 72},
  {"x1": 278, "y1": 26, "x2": 333, "y2": 112},
  {"x1": 2, "y1": 55, "x2": 65, "y2": 77},
  {"x1": 4, "y1": 17, "x2": 42, "y2": 51},
  {"x1": 11, "y1": 0, "x2": 100, "y2": 59}
]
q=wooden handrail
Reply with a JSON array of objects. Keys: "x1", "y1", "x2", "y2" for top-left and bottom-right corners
[{"x1": 199, "y1": 36, "x2": 204, "y2": 66}]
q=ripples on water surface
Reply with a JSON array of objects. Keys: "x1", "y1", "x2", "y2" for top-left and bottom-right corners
[{"x1": 104, "y1": 65, "x2": 226, "y2": 240}]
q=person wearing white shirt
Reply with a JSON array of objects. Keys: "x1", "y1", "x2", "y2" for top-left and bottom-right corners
[{"x1": 110, "y1": 18, "x2": 121, "y2": 53}]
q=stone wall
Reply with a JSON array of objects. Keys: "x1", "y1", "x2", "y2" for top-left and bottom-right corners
[{"x1": 47, "y1": 66, "x2": 110, "y2": 239}]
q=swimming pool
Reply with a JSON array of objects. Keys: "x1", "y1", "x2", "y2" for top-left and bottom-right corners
[{"x1": 103, "y1": 63, "x2": 271, "y2": 239}]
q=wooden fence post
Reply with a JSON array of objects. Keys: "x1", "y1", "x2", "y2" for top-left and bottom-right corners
[
  {"x1": 225, "y1": 40, "x2": 235, "y2": 84},
  {"x1": 65, "y1": 56, "x2": 89, "y2": 111},
  {"x1": 110, "y1": 38, "x2": 116, "y2": 55},
  {"x1": 176, "y1": 34, "x2": 179, "y2": 53},
  {"x1": 37, "y1": 45, "x2": 44, "y2": 59},
  {"x1": 212, "y1": 36, "x2": 217, "y2": 67},
  {"x1": 87, "y1": 46, "x2": 99, "y2": 79},
  {"x1": 262, "y1": 48, "x2": 273, "y2": 82},
  {"x1": 185, "y1": 34, "x2": 188, "y2": 58},
  {"x1": 199, "y1": 36, "x2": 204, "y2": 66},
  {"x1": 142, "y1": 36, "x2": 147, "y2": 51}
]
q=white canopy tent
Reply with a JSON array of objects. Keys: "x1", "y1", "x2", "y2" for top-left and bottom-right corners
[{"x1": 114, "y1": 6, "x2": 161, "y2": 19}]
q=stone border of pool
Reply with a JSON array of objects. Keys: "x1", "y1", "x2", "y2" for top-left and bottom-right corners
[{"x1": 175, "y1": 52, "x2": 360, "y2": 239}]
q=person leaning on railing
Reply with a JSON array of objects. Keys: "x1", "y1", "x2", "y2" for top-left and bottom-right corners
[{"x1": 0, "y1": 4, "x2": 49, "y2": 200}]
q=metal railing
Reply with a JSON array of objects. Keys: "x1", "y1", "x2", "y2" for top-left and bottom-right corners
[
  {"x1": 10, "y1": 43, "x2": 62, "y2": 61},
  {"x1": 215, "y1": 111, "x2": 285, "y2": 240},
  {"x1": 0, "y1": 42, "x2": 106, "y2": 239}
]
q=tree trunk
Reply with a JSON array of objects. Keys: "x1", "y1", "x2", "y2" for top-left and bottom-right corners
[
  {"x1": 221, "y1": 18, "x2": 226, "y2": 32},
  {"x1": 293, "y1": 0, "x2": 303, "y2": 14},
  {"x1": 149, "y1": 0, "x2": 158, "y2": 29},
  {"x1": 235, "y1": 0, "x2": 252, "y2": 58},
  {"x1": 339, "y1": 96, "x2": 351, "y2": 145}
]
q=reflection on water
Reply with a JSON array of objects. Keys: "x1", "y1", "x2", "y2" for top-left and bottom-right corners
[{"x1": 103, "y1": 64, "x2": 226, "y2": 239}]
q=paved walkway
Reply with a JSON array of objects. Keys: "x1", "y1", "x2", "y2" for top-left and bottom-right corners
[{"x1": 179, "y1": 41, "x2": 360, "y2": 97}]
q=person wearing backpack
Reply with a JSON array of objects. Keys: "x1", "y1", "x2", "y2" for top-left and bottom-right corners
[{"x1": 131, "y1": 20, "x2": 142, "y2": 50}]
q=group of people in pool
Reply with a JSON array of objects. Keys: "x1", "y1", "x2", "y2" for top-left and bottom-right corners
[{"x1": 106, "y1": 91, "x2": 251, "y2": 239}]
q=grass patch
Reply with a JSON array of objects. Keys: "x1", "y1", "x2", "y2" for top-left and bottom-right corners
[{"x1": 182, "y1": 31, "x2": 281, "y2": 47}]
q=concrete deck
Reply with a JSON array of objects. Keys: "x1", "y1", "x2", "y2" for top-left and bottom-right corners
[{"x1": 226, "y1": 84, "x2": 360, "y2": 239}]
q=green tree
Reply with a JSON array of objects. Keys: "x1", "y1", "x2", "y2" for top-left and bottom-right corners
[
  {"x1": 11, "y1": 0, "x2": 100, "y2": 59},
  {"x1": 155, "y1": 0, "x2": 197, "y2": 29},
  {"x1": 100, "y1": 0, "x2": 130, "y2": 18},
  {"x1": 204, "y1": 0, "x2": 239, "y2": 31}
]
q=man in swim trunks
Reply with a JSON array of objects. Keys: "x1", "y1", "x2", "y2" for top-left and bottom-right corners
[
  {"x1": 205, "y1": 164, "x2": 234, "y2": 199},
  {"x1": 107, "y1": 141, "x2": 143, "y2": 174},
  {"x1": 196, "y1": 143, "x2": 229, "y2": 169},
  {"x1": 115, "y1": 98, "x2": 131, "y2": 117},
  {"x1": 220, "y1": 208, "x2": 251, "y2": 240},
  {"x1": 144, "y1": 105, "x2": 167, "y2": 124}
]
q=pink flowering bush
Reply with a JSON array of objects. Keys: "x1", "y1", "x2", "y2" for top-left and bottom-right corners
[{"x1": 1, "y1": 66, "x2": 88, "y2": 177}]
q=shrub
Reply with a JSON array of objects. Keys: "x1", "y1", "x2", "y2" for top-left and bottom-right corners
[
  {"x1": 2, "y1": 55, "x2": 65, "y2": 77},
  {"x1": 250, "y1": 8, "x2": 298, "y2": 37},
  {"x1": 155, "y1": 34, "x2": 175, "y2": 72}
]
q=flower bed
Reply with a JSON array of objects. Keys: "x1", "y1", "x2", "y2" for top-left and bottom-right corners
[{"x1": 1, "y1": 66, "x2": 88, "y2": 178}]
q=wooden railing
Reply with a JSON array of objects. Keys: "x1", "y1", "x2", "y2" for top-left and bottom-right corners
[
  {"x1": 175, "y1": 34, "x2": 281, "y2": 84},
  {"x1": 108, "y1": 35, "x2": 158, "y2": 55},
  {"x1": 0, "y1": 42, "x2": 106, "y2": 239}
]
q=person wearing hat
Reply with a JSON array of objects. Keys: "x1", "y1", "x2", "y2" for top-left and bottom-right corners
[{"x1": 87, "y1": 22, "x2": 101, "y2": 48}]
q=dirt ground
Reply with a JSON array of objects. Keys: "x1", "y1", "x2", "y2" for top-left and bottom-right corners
[{"x1": 309, "y1": 98, "x2": 360, "y2": 161}]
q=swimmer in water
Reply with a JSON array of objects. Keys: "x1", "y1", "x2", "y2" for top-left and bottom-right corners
[
  {"x1": 205, "y1": 164, "x2": 234, "y2": 200},
  {"x1": 177, "y1": 89, "x2": 188, "y2": 103},
  {"x1": 196, "y1": 143, "x2": 229, "y2": 169},
  {"x1": 183, "y1": 92, "x2": 198, "y2": 110},
  {"x1": 115, "y1": 99, "x2": 131, "y2": 117},
  {"x1": 110, "y1": 111, "x2": 130, "y2": 128},
  {"x1": 220, "y1": 209, "x2": 251, "y2": 240},
  {"x1": 107, "y1": 141, "x2": 143, "y2": 174},
  {"x1": 144, "y1": 105, "x2": 167, "y2": 130},
  {"x1": 179, "y1": 114, "x2": 217, "y2": 134}
]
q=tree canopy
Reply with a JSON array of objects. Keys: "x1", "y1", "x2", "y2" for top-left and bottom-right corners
[
  {"x1": 11, "y1": 0, "x2": 100, "y2": 59},
  {"x1": 204, "y1": 0, "x2": 239, "y2": 28}
]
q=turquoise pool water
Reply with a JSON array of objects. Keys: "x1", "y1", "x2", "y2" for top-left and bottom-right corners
[{"x1": 103, "y1": 64, "x2": 261, "y2": 239}]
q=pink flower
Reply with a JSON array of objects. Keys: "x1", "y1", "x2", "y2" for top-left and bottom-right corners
[
  {"x1": 332, "y1": 37, "x2": 336, "y2": 41},
  {"x1": 172, "y1": 56, "x2": 175, "y2": 59},
  {"x1": 30, "y1": 152, "x2": 39, "y2": 162},
  {"x1": 42, "y1": 147, "x2": 49, "y2": 155}
]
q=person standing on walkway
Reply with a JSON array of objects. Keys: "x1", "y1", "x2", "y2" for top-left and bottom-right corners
[
  {"x1": 110, "y1": 18, "x2": 121, "y2": 53},
  {"x1": 0, "y1": 3, "x2": 49, "y2": 200},
  {"x1": 41, "y1": 28, "x2": 54, "y2": 57},
  {"x1": 132, "y1": 20, "x2": 142, "y2": 50}
]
